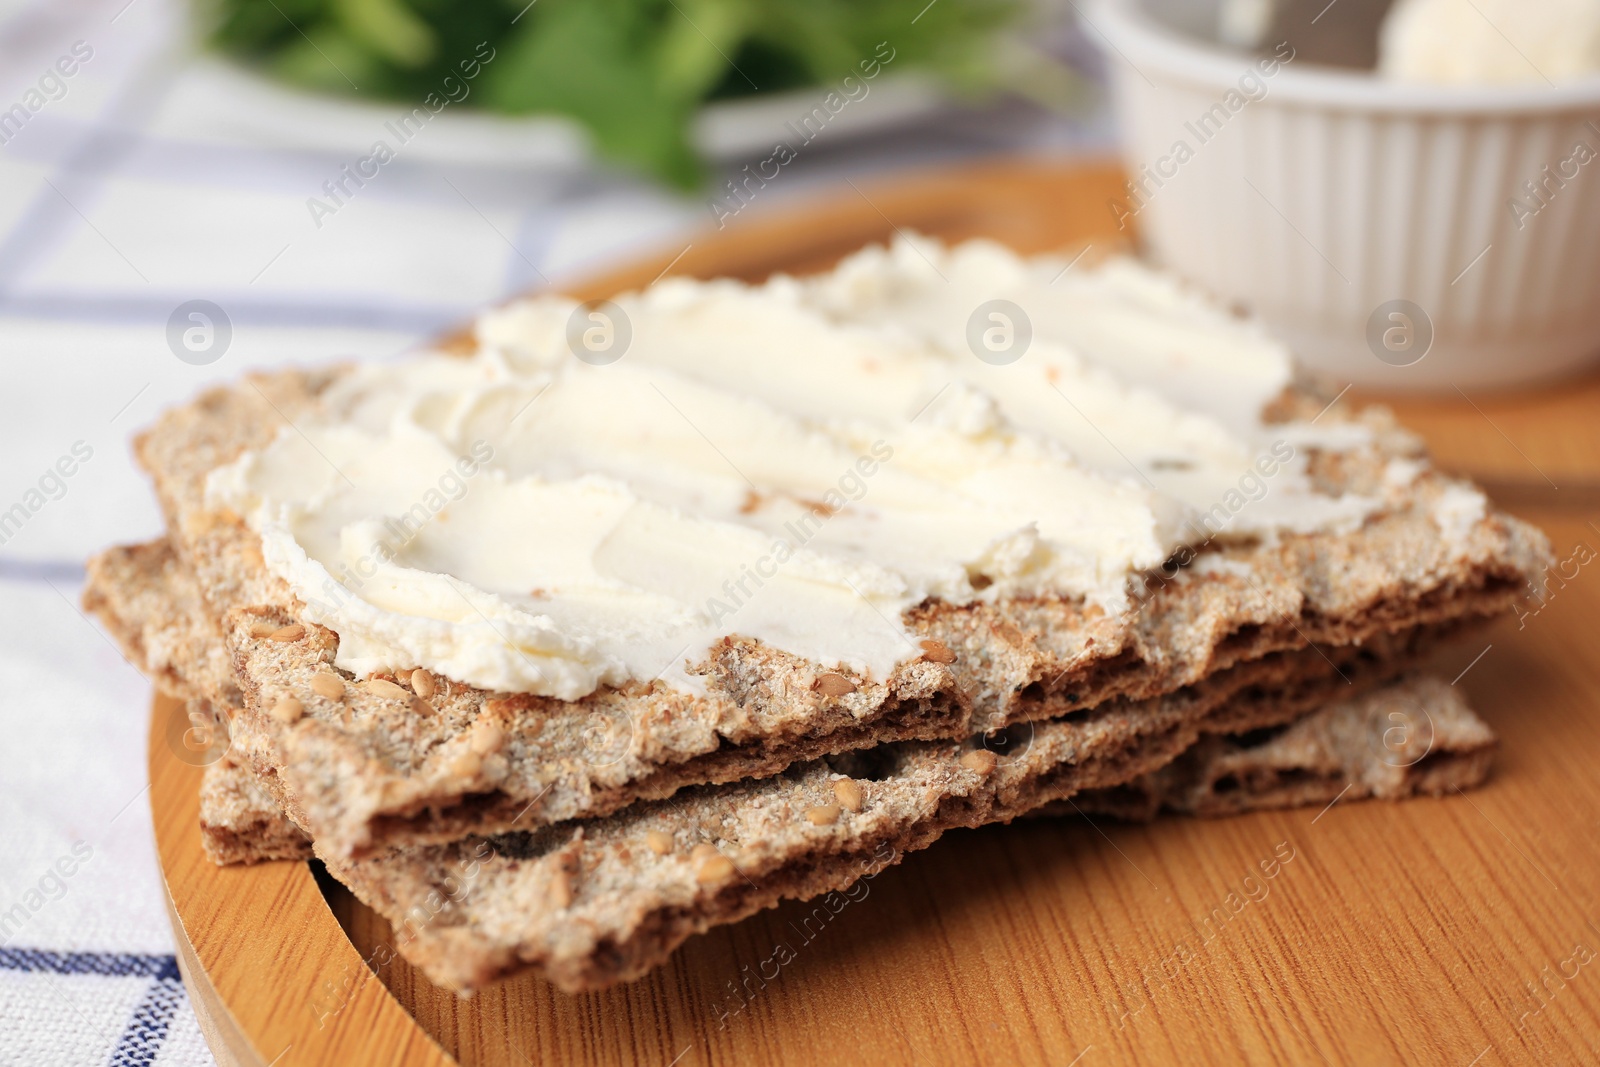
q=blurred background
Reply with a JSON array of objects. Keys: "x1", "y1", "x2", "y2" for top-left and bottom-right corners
[{"x1": 0, "y1": 0, "x2": 1110, "y2": 572}]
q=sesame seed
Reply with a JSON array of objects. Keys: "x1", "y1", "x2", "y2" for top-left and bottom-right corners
[
  {"x1": 366, "y1": 679, "x2": 409, "y2": 700},
  {"x1": 248, "y1": 620, "x2": 276, "y2": 638},
  {"x1": 832, "y1": 779, "x2": 863, "y2": 813},
  {"x1": 549, "y1": 870, "x2": 572, "y2": 908},
  {"x1": 469, "y1": 720, "x2": 506, "y2": 756},
  {"x1": 805, "y1": 804, "x2": 841, "y2": 826},
  {"x1": 646, "y1": 830, "x2": 673, "y2": 856},
  {"x1": 309, "y1": 672, "x2": 344, "y2": 701},
  {"x1": 696, "y1": 855, "x2": 736, "y2": 884},
  {"x1": 268, "y1": 623, "x2": 306, "y2": 642},
  {"x1": 961, "y1": 749, "x2": 998, "y2": 775},
  {"x1": 269, "y1": 696, "x2": 303, "y2": 724},
  {"x1": 919, "y1": 639, "x2": 957, "y2": 664},
  {"x1": 410, "y1": 668, "x2": 436, "y2": 698},
  {"x1": 814, "y1": 673, "x2": 857, "y2": 697},
  {"x1": 450, "y1": 750, "x2": 482, "y2": 778},
  {"x1": 690, "y1": 843, "x2": 721, "y2": 863},
  {"x1": 412, "y1": 699, "x2": 436, "y2": 716},
  {"x1": 995, "y1": 621, "x2": 1027, "y2": 646}
]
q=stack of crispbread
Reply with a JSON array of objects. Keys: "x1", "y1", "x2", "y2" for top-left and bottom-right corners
[{"x1": 86, "y1": 240, "x2": 1548, "y2": 995}]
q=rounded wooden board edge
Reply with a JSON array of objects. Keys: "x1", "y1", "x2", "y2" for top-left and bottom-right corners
[
  {"x1": 148, "y1": 693, "x2": 456, "y2": 1067},
  {"x1": 566, "y1": 156, "x2": 1130, "y2": 295},
  {"x1": 164, "y1": 890, "x2": 261, "y2": 1067}
]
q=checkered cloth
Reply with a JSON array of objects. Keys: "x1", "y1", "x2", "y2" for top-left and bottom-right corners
[{"x1": 0, "y1": 0, "x2": 1107, "y2": 1061}]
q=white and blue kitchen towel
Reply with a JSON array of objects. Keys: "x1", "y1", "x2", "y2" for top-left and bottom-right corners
[{"x1": 0, "y1": 0, "x2": 1108, "y2": 1061}]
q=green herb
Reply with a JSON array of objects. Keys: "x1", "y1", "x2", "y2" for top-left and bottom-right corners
[{"x1": 200, "y1": 0, "x2": 1026, "y2": 187}]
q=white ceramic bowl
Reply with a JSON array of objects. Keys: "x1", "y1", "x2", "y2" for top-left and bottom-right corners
[{"x1": 1091, "y1": 0, "x2": 1600, "y2": 391}]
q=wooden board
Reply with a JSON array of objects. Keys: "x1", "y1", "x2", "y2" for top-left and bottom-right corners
[{"x1": 148, "y1": 157, "x2": 1600, "y2": 1067}]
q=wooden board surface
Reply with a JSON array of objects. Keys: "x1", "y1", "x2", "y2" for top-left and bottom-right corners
[{"x1": 148, "y1": 157, "x2": 1600, "y2": 1067}]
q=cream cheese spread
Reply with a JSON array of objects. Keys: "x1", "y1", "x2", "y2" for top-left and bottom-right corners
[
  {"x1": 208, "y1": 237, "x2": 1382, "y2": 700},
  {"x1": 1379, "y1": 0, "x2": 1600, "y2": 85}
]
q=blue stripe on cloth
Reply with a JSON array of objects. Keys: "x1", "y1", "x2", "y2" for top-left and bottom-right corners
[
  {"x1": 0, "y1": 291, "x2": 467, "y2": 334},
  {"x1": 0, "y1": 949, "x2": 190, "y2": 1065},
  {"x1": 108, "y1": 975, "x2": 186, "y2": 1067},
  {"x1": 0, "y1": 947, "x2": 179, "y2": 980},
  {"x1": 0, "y1": 558, "x2": 86, "y2": 583},
  {"x1": 2, "y1": 114, "x2": 602, "y2": 213}
]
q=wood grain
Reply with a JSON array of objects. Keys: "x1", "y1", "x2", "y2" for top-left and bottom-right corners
[
  {"x1": 149, "y1": 157, "x2": 1600, "y2": 1066},
  {"x1": 151, "y1": 701, "x2": 454, "y2": 1067}
]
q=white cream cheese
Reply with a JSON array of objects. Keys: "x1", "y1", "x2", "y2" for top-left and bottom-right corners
[
  {"x1": 1379, "y1": 0, "x2": 1600, "y2": 85},
  {"x1": 208, "y1": 237, "x2": 1380, "y2": 699}
]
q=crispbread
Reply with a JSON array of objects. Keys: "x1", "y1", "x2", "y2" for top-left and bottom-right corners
[
  {"x1": 318, "y1": 674, "x2": 1485, "y2": 994},
  {"x1": 86, "y1": 534, "x2": 1468, "y2": 850},
  {"x1": 198, "y1": 742, "x2": 314, "y2": 865},
  {"x1": 197, "y1": 670, "x2": 1493, "y2": 866},
  {"x1": 89, "y1": 521, "x2": 1478, "y2": 863},
  {"x1": 84, "y1": 539, "x2": 239, "y2": 709},
  {"x1": 121, "y1": 367, "x2": 1545, "y2": 860},
  {"x1": 86, "y1": 539, "x2": 317, "y2": 857},
  {"x1": 86, "y1": 536, "x2": 1490, "y2": 991},
  {"x1": 1073, "y1": 677, "x2": 1497, "y2": 820},
  {"x1": 86, "y1": 535, "x2": 1454, "y2": 878}
]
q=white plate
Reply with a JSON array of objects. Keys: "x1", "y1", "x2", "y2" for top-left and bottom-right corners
[{"x1": 149, "y1": 55, "x2": 949, "y2": 170}]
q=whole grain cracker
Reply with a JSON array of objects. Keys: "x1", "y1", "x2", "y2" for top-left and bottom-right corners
[{"x1": 117, "y1": 369, "x2": 1545, "y2": 860}]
